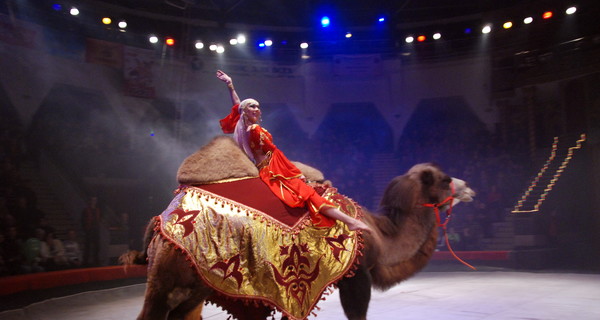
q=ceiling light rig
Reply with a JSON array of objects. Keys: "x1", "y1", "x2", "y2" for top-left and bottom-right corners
[
  {"x1": 402, "y1": 6, "x2": 579, "y2": 45},
  {"x1": 49, "y1": 4, "x2": 585, "y2": 57}
]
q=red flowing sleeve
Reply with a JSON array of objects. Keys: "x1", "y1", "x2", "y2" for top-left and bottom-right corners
[{"x1": 219, "y1": 104, "x2": 240, "y2": 134}]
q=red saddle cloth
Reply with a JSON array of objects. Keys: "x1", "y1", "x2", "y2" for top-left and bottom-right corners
[
  {"x1": 194, "y1": 177, "x2": 309, "y2": 228},
  {"x1": 160, "y1": 178, "x2": 362, "y2": 320}
]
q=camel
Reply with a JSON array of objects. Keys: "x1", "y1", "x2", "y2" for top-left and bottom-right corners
[{"x1": 122, "y1": 136, "x2": 475, "y2": 320}]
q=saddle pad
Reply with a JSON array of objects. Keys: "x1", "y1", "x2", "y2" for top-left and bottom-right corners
[
  {"x1": 157, "y1": 184, "x2": 363, "y2": 320},
  {"x1": 194, "y1": 177, "x2": 308, "y2": 228}
]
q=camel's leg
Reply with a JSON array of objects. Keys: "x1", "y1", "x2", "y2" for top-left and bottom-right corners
[
  {"x1": 182, "y1": 302, "x2": 204, "y2": 320},
  {"x1": 337, "y1": 266, "x2": 372, "y2": 320},
  {"x1": 137, "y1": 284, "x2": 170, "y2": 320},
  {"x1": 167, "y1": 286, "x2": 212, "y2": 320}
]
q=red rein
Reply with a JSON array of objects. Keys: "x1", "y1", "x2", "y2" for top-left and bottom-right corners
[{"x1": 421, "y1": 182, "x2": 477, "y2": 271}]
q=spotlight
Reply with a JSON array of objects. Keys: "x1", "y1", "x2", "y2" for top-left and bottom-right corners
[
  {"x1": 482, "y1": 25, "x2": 492, "y2": 34},
  {"x1": 118, "y1": 21, "x2": 127, "y2": 29},
  {"x1": 264, "y1": 39, "x2": 273, "y2": 47},
  {"x1": 432, "y1": 33, "x2": 441, "y2": 40},
  {"x1": 209, "y1": 44, "x2": 218, "y2": 51},
  {"x1": 321, "y1": 16, "x2": 330, "y2": 27},
  {"x1": 405, "y1": 36, "x2": 414, "y2": 43},
  {"x1": 165, "y1": 37, "x2": 175, "y2": 46},
  {"x1": 542, "y1": 11, "x2": 553, "y2": 19},
  {"x1": 464, "y1": 28, "x2": 472, "y2": 34},
  {"x1": 300, "y1": 42, "x2": 309, "y2": 49},
  {"x1": 378, "y1": 17, "x2": 385, "y2": 23},
  {"x1": 102, "y1": 17, "x2": 112, "y2": 25},
  {"x1": 236, "y1": 34, "x2": 246, "y2": 44},
  {"x1": 69, "y1": 7, "x2": 79, "y2": 16},
  {"x1": 195, "y1": 41, "x2": 204, "y2": 49},
  {"x1": 230, "y1": 38, "x2": 238, "y2": 45},
  {"x1": 52, "y1": 4, "x2": 62, "y2": 11},
  {"x1": 503, "y1": 21, "x2": 513, "y2": 29},
  {"x1": 417, "y1": 35, "x2": 426, "y2": 42},
  {"x1": 345, "y1": 32, "x2": 352, "y2": 38},
  {"x1": 149, "y1": 35, "x2": 159, "y2": 44},
  {"x1": 566, "y1": 7, "x2": 577, "y2": 15},
  {"x1": 216, "y1": 45, "x2": 225, "y2": 53},
  {"x1": 523, "y1": 16, "x2": 533, "y2": 24}
]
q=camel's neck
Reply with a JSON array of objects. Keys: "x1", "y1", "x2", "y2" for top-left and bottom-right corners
[
  {"x1": 367, "y1": 207, "x2": 439, "y2": 291},
  {"x1": 376, "y1": 208, "x2": 436, "y2": 264}
]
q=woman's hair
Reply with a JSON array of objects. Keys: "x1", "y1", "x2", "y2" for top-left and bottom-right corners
[{"x1": 233, "y1": 98, "x2": 259, "y2": 163}]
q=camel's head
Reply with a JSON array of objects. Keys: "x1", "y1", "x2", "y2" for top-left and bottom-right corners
[
  {"x1": 451, "y1": 177, "x2": 476, "y2": 205},
  {"x1": 381, "y1": 163, "x2": 475, "y2": 214}
]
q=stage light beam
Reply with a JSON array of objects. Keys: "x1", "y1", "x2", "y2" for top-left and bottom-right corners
[
  {"x1": 566, "y1": 7, "x2": 577, "y2": 15},
  {"x1": 482, "y1": 25, "x2": 492, "y2": 34}
]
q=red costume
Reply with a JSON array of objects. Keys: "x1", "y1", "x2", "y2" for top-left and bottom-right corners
[{"x1": 220, "y1": 104, "x2": 336, "y2": 227}]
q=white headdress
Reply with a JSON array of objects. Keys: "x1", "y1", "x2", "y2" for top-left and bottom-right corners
[{"x1": 233, "y1": 98, "x2": 259, "y2": 163}]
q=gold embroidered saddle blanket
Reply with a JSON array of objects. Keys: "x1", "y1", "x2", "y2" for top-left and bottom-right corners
[{"x1": 157, "y1": 177, "x2": 363, "y2": 320}]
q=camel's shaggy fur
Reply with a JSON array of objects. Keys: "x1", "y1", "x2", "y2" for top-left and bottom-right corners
[
  {"x1": 176, "y1": 136, "x2": 327, "y2": 185},
  {"x1": 177, "y1": 136, "x2": 258, "y2": 185},
  {"x1": 126, "y1": 137, "x2": 475, "y2": 320}
]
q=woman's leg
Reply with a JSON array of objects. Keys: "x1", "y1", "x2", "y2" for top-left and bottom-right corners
[{"x1": 321, "y1": 207, "x2": 371, "y2": 232}]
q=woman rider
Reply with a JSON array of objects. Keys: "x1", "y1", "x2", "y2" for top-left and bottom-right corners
[{"x1": 216, "y1": 70, "x2": 370, "y2": 232}]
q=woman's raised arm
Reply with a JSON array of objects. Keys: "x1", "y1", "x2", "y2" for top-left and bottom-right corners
[{"x1": 216, "y1": 70, "x2": 240, "y2": 106}]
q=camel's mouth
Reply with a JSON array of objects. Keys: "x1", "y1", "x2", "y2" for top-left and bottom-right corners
[{"x1": 451, "y1": 177, "x2": 476, "y2": 203}]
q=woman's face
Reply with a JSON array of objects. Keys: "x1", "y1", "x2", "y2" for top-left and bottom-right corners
[{"x1": 244, "y1": 103, "x2": 261, "y2": 124}]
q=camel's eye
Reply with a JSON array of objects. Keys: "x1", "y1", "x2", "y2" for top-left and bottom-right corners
[{"x1": 442, "y1": 176, "x2": 452, "y2": 189}]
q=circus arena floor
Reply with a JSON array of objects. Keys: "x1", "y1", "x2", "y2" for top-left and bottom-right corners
[{"x1": 1, "y1": 265, "x2": 600, "y2": 320}]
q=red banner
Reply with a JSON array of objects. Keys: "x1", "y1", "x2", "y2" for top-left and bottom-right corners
[
  {"x1": 85, "y1": 38, "x2": 123, "y2": 68},
  {"x1": 123, "y1": 46, "x2": 156, "y2": 99}
]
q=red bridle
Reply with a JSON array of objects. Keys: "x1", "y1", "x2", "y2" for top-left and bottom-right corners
[
  {"x1": 420, "y1": 180, "x2": 455, "y2": 228},
  {"x1": 420, "y1": 181, "x2": 477, "y2": 271}
]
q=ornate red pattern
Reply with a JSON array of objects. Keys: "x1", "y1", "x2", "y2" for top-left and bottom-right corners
[
  {"x1": 270, "y1": 244, "x2": 321, "y2": 306},
  {"x1": 210, "y1": 254, "x2": 244, "y2": 290},
  {"x1": 168, "y1": 208, "x2": 201, "y2": 238},
  {"x1": 325, "y1": 234, "x2": 351, "y2": 262}
]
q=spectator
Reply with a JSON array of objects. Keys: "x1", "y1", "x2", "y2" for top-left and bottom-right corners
[
  {"x1": 0, "y1": 198, "x2": 17, "y2": 233},
  {"x1": 21, "y1": 227, "x2": 46, "y2": 273},
  {"x1": 10, "y1": 194, "x2": 45, "y2": 236},
  {"x1": 81, "y1": 196, "x2": 102, "y2": 266},
  {"x1": 40, "y1": 231, "x2": 68, "y2": 270},
  {"x1": 63, "y1": 229, "x2": 83, "y2": 267},
  {"x1": 0, "y1": 232, "x2": 8, "y2": 276},
  {"x1": 2, "y1": 226, "x2": 23, "y2": 275}
]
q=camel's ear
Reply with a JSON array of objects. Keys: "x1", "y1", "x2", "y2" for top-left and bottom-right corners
[{"x1": 420, "y1": 170, "x2": 435, "y2": 186}]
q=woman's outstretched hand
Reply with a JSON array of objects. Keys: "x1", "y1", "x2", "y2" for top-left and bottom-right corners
[{"x1": 216, "y1": 70, "x2": 232, "y2": 84}]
